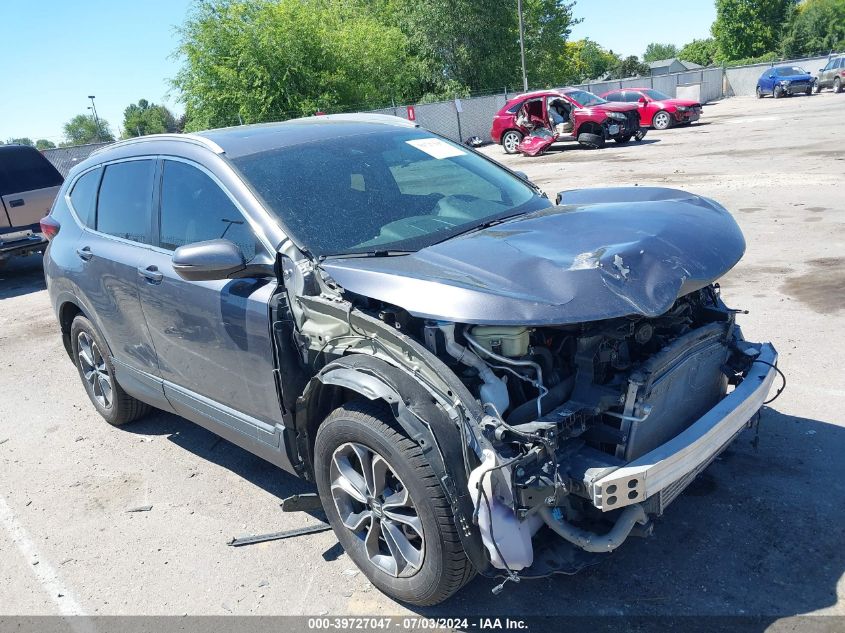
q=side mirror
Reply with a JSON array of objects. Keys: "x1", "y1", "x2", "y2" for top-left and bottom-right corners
[
  {"x1": 514, "y1": 170, "x2": 530, "y2": 181},
  {"x1": 638, "y1": 96, "x2": 647, "y2": 104},
  {"x1": 172, "y1": 239, "x2": 246, "y2": 281}
]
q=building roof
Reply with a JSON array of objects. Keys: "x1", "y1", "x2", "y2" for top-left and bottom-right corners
[
  {"x1": 648, "y1": 58, "x2": 704, "y2": 71},
  {"x1": 42, "y1": 142, "x2": 113, "y2": 178}
]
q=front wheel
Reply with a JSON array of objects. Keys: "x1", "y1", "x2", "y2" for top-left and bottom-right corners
[
  {"x1": 501, "y1": 130, "x2": 523, "y2": 154},
  {"x1": 835, "y1": 78, "x2": 842, "y2": 93},
  {"x1": 70, "y1": 315, "x2": 150, "y2": 425},
  {"x1": 314, "y1": 400, "x2": 474, "y2": 606},
  {"x1": 614, "y1": 135, "x2": 632, "y2": 144},
  {"x1": 814, "y1": 82, "x2": 822, "y2": 93},
  {"x1": 652, "y1": 110, "x2": 672, "y2": 130},
  {"x1": 774, "y1": 85, "x2": 784, "y2": 98},
  {"x1": 577, "y1": 132, "x2": 605, "y2": 149}
]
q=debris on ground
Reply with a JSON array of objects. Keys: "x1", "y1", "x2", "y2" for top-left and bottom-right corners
[
  {"x1": 227, "y1": 523, "x2": 332, "y2": 547},
  {"x1": 126, "y1": 505, "x2": 153, "y2": 513}
]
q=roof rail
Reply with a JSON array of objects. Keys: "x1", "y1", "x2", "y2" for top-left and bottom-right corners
[
  {"x1": 90, "y1": 133, "x2": 225, "y2": 156},
  {"x1": 292, "y1": 112, "x2": 418, "y2": 128}
]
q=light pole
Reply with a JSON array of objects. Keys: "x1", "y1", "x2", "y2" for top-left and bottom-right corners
[
  {"x1": 87, "y1": 95, "x2": 102, "y2": 142},
  {"x1": 517, "y1": 0, "x2": 528, "y2": 91}
]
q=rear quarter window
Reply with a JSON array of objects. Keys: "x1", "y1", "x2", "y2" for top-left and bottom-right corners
[
  {"x1": 0, "y1": 146, "x2": 63, "y2": 197},
  {"x1": 69, "y1": 169, "x2": 101, "y2": 228}
]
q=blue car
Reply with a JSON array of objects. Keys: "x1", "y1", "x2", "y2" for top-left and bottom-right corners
[{"x1": 756, "y1": 65, "x2": 816, "y2": 98}]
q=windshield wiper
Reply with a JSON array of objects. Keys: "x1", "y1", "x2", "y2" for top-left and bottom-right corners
[
  {"x1": 441, "y1": 212, "x2": 528, "y2": 242},
  {"x1": 320, "y1": 249, "x2": 413, "y2": 260}
]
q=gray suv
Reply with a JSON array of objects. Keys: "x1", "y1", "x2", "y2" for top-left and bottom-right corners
[
  {"x1": 43, "y1": 115, "x2": 778, "y2": 605},
  {"x1": 817, "y1": 55, "x2": 844, "y2": 92}
]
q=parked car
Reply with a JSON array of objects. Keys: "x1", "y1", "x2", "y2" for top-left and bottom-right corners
[
  {"x1": 816, "y1": 55, "x2": 845, "y2": 93},
  {"x1": 0, "y1": 144, "x2": 63, "y2": 267},
  {"x1": 491, "y1": 88, "x2": 644, "y2": 154},
  {"x1": 756, "y1": 65, "x2": 815, "y2": 98},
  {"x1": 43, "y1": 115, "x2": 778, "y2": 606},
  {"x1": 601, "y1": 88, "x2": 702, "y2": 130}
]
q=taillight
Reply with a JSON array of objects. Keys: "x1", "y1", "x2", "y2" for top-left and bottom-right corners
[{"x1": 40, "y1": 215, "x2": 60, "y2": 241}]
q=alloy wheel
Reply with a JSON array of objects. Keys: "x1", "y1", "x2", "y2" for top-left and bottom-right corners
[
  {"x1": 329, "y1": 442, "x2": 424, "y2": 578},
  {"x1": 502, "y1": 131, "x2": 521, "y2": 153},
  {"x1": 77, "y1": 331, "x2": 112, "y2": 409},
  {"x1": 653, "y1": 111, "x2": 671, "y2": 130}
]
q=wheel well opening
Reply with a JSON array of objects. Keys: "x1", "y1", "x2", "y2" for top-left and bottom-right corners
[
  {"x1": 58, "y1": 302, "x2": 83, "y2": 358},
  {"x1": 298, "y1": 383, "x2": 369, "y2": 478},
  {"x1": 579, "y1": 122, "x2": 602, "y2": 136}
]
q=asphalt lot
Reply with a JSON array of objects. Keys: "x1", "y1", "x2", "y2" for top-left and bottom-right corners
[{"x1": 1, "y1": 93, "x2": 843, "y2": 620}]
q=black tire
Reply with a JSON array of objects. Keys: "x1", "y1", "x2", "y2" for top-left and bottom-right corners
[
  {"x1": 501, "y1": 130, "x2": 523, "y2": 154},
  {"x1": 652, "y1": 110, "x2": 672, "y2": 130},
  {"x1": 805, "y1": 86, "x2": 813, "y2": 96},
  {"x1": 814, "y1": 82, "x2": 822, "y2": 93},
  {"x1": 70, "y1": 315, "x2": 150, "y2": 426},
  {"x1": 614, "y1": 135, "x2": 632, "y2": 144},
  {"x1": 774, "y1": 85, "x2": 783, "y2": 98},
  {"x1": 835, "y1": 78, "x2": 842, "y2": 94},
  {"x1": 756, "y1": 85, "x2": 763, "y2": 99},
  {"x1": 577, "y1": 132, "x2": 605, "y2": 149},
  {"x1": 314, "y1": 400, "x2": 474, "y2": 606}
]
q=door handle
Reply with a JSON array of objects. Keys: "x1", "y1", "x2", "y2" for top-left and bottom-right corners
[
  {"x1": 8, "y1": 199, "x2": 24, "y2": 208},
  {"x1": 76, "y1": 246, "x2": 93, "y2": 261},
  {"x1": 137, "y1": 265, "x2": 163, "y2": 284}
]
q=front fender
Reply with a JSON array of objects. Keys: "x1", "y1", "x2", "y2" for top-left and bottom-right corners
[{"x1": 304, "y1": 353, "x2": 490, "y2": 574}]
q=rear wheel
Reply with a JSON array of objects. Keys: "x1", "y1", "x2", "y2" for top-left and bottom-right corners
[
  {"x1": 756, "y1": 85, "x2": 763, "y2": 99},
  {"x1": 652, "y1": 110, "x2": 672, "y2": 130},
  {"x1": 501, "y1": 130, "x2": 523, "y2": 154},
  {"x1": 70, "y1": 315, "x2": 150, "y2": 425},
  {"x1": 577, "y1": 132, "x2": 605, "y2": 149},
  {"x1": 314, "y1": 400, "x2": 474, "y2": 606},
  {"x1": 835, "y1": 78, "x2": 842, "y2": 93}
]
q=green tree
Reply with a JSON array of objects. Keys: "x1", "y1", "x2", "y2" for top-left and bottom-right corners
[
  {"x1": 174, "y1": 0, "x2": 422, "y2": 131},
  {"x1": 712, "y1": 0, "x2": 795, "y2": 61},
  {"x1": 608, "y1": 55, "x2": 649, "y2": 79},
  {"x1": 678, "y1": 38, "x2": 718, "y2": 66},
  {"x1": 122, "y1": 99, "x2": 178, "y2": 138},
  {"x1": 643, "y1": 42, "x2": 679, "y2": 63},
  {"x1": 62, "y1": 114, "x2": 115, "y2": 146},
  {"x1": 6, "y1": 137, "x2": 34, "y2": 146},
  {"x1": 781, "y1": 0, "x2": 845, "y2": 57},
  {"x1": 35, "y1": 139, "x2": 56, "y2": 150}
]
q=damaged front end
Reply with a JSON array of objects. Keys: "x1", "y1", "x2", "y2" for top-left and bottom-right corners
[{"x1": 283, "y1": 186, "x2": 779, "y2": 582}]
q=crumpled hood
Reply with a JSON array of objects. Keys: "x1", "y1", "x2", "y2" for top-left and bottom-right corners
[{"x1": 320, "y1": 187, "x2": 746, "y2": 325}]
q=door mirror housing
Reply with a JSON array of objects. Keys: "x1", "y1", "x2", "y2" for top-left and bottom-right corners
[
  {"x1": 172, "y1": 239, "x2": 246, "y2": 281},
  {"x1": 638, "y1": 96, "x2": 648, "y2": 104}
]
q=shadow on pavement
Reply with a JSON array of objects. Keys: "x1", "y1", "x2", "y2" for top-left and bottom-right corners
[{"x1": 0, "y1": 254, "x2": 46, "y2": 300}]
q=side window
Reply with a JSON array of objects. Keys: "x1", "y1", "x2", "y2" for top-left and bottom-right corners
[
  {"x1": 69, "y1": 168, "x2": 101, "y2": 228},
  {"x1": 835, "y1": 58, "x2": 843, "y2": 69},
  {"x1": 159, "y1": 160, "x2": 257, "y2": 260},
  {"x1": 626, "y1": 92, "x2": 643, "y2": 103},
  {"x1": 605, "y1": 92, "x2": 623, "y2": 102},
  {"x1": 97, "y1": 160, "x2": 154, "y2": 244}
]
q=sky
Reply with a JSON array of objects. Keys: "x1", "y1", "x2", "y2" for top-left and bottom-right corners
[{"x1": 0, "y1": 0, "x2": 717, "y2": 145}]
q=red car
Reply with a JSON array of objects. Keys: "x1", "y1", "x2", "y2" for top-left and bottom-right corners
[
  {"x1": 601, "y1": 88, "x2": 702, "y2": 130},
  {"x1": 491, "y1": 88, "x2": 644, "y2": 154}
]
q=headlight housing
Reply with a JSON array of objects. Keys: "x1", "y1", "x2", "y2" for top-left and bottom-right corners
[
  {"x1": 779, "y1": 80, "x2": 791, "y2": 86},
  {"x1": 676, "y1": 106, "x2": 689, "y2": 112},
  {"x1": 606, "y1": 112, "x2": 626, "y2": 121}
]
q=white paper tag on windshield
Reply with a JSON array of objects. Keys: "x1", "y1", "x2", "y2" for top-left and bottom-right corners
[{"x1": 406, "y1": 138, "x2": 466, "y2": 159}]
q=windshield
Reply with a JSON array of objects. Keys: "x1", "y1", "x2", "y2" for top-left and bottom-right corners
[
  {"x1": 231, "y1": 130, "x2": 545, "y2": 257},
  {"x1": 775, "y1": 67, "x2": 806, "y2": 76},
  {"x1": 563, "y1": 90, "x2": 607, "y2": 107},
  {"x1": 642, "y1": 89, "x2": 672, "y2": 100}
]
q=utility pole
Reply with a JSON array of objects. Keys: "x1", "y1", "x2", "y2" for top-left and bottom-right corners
[
  {"x1": 517, "y1": 0, "x2": 528, "y2": 91},
  {"x1": 87, "y1": 95, "x2": 102, "y2": 142}
]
